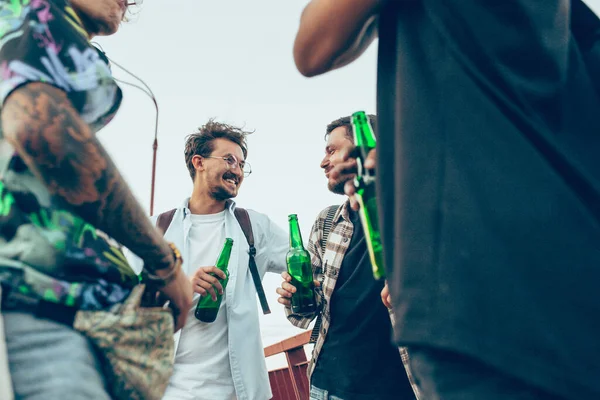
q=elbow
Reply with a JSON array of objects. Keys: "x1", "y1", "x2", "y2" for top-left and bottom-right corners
[
  {"x1": 293, "y1": 39, "x2": 335, "y2": 78},
  {"x1": 294, "y1": 56, "x2": 329, "y2": 78}
]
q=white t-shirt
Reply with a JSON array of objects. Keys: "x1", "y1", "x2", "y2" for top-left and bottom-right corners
[{"x1": 163, "y1": 211, "x2": 236, "y2": 400}]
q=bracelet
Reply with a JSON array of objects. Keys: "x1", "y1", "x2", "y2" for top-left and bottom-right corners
[{"x1": 140, "y1": 242, "x2": 183, "y2": 288}]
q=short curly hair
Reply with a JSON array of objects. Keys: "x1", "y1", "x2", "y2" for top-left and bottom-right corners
[
  {"x1": 325, "y1": 114, "x2": 377, "y2": 141},
  {"x1": 184, "y1": 119, "x2": 251, "y2": 180}
]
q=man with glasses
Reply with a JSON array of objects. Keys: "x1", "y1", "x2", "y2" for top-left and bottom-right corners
[{"x1": 129, "y1": 119, "x2": 288, "y2": 400}]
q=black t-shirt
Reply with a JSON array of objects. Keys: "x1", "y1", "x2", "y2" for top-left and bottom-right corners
[
  {"x1": 311, "y1": 209, "x2": 413, "y2": 400},
  {"x1": 376, "y1": 1, "x2": 600, "y2": 399}
]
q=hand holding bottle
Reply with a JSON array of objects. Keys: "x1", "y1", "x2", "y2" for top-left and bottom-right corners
[
  {"x1": 194, "y1": 238, "x2": 233, "y2": 323},
  {"x1": 329, "y1": 147, "x2": 377, "y2": 211},
  {"x1": 276, "y1": 271, "x2": 321, "y2": 308},
  {"x1": 190, "y1": 266, "x2": 227, "y2": 301}
]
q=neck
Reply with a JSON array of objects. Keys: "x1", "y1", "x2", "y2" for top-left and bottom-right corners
[
  {"x1": 71, "y1": 8, "x2": 95, "y2": 39},
  {"x1": 188, "y1": 188, "x2": 227, "y2": 215}
]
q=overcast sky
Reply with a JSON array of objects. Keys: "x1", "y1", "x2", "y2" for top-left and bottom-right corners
[{"x1": 95, "y1": 0, "x2": 600, "y2": 367}]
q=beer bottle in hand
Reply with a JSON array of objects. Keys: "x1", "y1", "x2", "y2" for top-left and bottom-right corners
[
  {"x1": 195, "y1": 238, "x2": 234, "y2": 322},
  {"x1": 286, "y1": 214, "x2": 317, "y2": 315},
  {"x1": 351, "y1": 111, "x2": 385, "y2": 280}
]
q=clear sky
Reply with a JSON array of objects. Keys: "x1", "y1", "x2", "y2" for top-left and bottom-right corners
[{"x1": 95, "y1": 0, "x2": 600, "y2": 368}]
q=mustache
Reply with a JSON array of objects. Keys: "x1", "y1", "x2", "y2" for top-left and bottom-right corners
[{"x1": 223, "y1": 172, "x2": 239, "y2": 182}]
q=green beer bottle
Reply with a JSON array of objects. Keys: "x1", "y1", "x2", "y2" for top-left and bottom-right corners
[
  {"x1": 286, "y1": 214, "x2": 317, "y2": 315},
  {"x1": 195, "y1": 238, "x2": 234, "y2": 323},
  {"x1": 351, "y1": 111, "x2": 385, "y2": 280}
]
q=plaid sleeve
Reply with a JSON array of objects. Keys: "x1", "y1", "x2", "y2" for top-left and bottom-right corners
[{"x1": 285, "y1": 209, "x2": 327, "y2": 329}]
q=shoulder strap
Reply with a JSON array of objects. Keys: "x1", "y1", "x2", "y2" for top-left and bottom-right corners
[
  {"x1": 233, "y1": 208, "x2": 254, "y2": 247},
  {"x1": 310, "y1": 204, "x2": 340, "y2": 344},
  {"x1": 234, "y1": 208, "x2": 271, "y2": 315},
  {"x1": 319, "y1": 205, "x2": 339, "y2": 256},
  {"x1": 156, "y1": 209, "x2": 176, "y2": 235}
]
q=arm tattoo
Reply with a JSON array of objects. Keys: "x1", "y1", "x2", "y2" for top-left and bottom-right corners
[{"x1": 1, "y1": 82, "x2": 173, "y2": 272}]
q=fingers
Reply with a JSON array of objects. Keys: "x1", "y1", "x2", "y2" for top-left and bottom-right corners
[
  {"x1": 197, "y1": 266, "x2": 226, "y2": 280},
  {"x1": 340, "y1": 144, "x2": 361, "y2": 162},
  {"x1": 344, "y1": 179, "x2": 356, "y2": 197},
  {"x1": 277, "y1": 297, "x2": 291, "y2": 307},
  {"x1": 381, "y1": 294, "x2": 392, "y2": 309},
  {"x1": 275, "y1": 282, "x2": 296, "y2": 298},
  {"x1": 282, "y1": 281, "x2": 296, "y2": 294},
  {"x1": 381, "y1": 282, "x2": 393, "y2": 309},
  {"x1": 191, "y1": 266, "x2": 226, "y2": 301},
  {"x1": 345, "y1": 180, "x2": 360, "y2": 211},
  {"x1": 281, "y1": 271, "x2": 292, "y2": 282},
  {"x1": 348, "y1": 195, "x2": 360, "y2": 211},
  {"x1": 276, "y1": 287, "x2": 291, "y2": 298},
  {"x1": 329, "y1": 159, "x2": 358, "y2": 182},
  {"x1": 191, "y1": 277, "x2": 220, "y2": 301},
  {"x1": 314, "y1": 280, "x2": 321, "y2": 287},
  {"x1": 364, "y1": 148, "x2": 376, "y2": 169},
  {"x1": 276, "y1": 278, "x2": 296, "y2": 308}
]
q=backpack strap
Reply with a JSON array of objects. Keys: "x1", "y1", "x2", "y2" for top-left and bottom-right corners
[
  {"x1": 154, "y1": 207, "x2": 271, "y2": 315},
  {"x1": 310, "y1": 205, "x2": 339, "y2": 344},
  {"x1": 319, "y1": 205, "x2": 338, "y2": 256},
  {"x1": 156, "y1": 209, "x2": 176, "y2": 235},
  {"x1": 234, "y1": 207, "x2": 271, "y2": 315}
]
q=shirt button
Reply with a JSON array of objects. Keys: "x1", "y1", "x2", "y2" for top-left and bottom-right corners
[{"x1": 343, "y1": 237, "x2": 349, "y2": 243}]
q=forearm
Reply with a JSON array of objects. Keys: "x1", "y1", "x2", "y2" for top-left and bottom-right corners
[
  {"x1": 293, "y1": 0, "x2": 382, "y2": 77},
  {"x1": 1, "y1": 82, "x2": 172, "y2": 272}
]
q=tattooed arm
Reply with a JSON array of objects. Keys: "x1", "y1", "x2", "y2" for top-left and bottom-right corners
[{"x1": 0, "y1": 82, "x2": 192, "y2": 330}]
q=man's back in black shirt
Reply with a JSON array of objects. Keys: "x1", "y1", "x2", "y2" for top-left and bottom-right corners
[{"x1": 377, "y1": 1, "x2": 600, "y2": 399}]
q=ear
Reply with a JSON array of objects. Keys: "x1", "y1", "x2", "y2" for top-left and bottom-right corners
[{"x1": 192, "y1": 155, "x2": 205, "y2": 172}]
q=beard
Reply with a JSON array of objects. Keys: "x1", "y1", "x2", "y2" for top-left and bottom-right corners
[
  {"x1": 328, "y1": 175, "x2": 352, "y2": 195},
  {"x1": 210, "y1": 171, "x2": 239, "y2": 201},
  {"x1": 211, "y1": 187, "x2": 235, "y2": 201}
]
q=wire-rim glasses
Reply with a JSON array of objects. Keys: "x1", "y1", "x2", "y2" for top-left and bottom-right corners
[{"x1": 205, "y1": 155, "x2": 252, "y2": 177}]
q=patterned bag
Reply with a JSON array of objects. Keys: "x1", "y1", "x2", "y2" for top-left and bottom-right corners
[{"x1": 73, "y1": 284, "x2": 174, "y2": 400}]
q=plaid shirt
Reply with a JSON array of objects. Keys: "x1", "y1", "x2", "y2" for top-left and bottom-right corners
[
  {"x1": 285, "y1": 202, "x2": 422, "y2": 399},
  {"x1": 286, "y1": 202, "x2": 353, "y2": 378}
]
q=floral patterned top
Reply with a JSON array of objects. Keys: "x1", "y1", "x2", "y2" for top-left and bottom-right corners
[{"x1": 0, "y1": 0, "x2": 137, "y2": 311}]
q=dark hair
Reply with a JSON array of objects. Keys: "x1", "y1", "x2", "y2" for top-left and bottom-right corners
[
  {"x1": 324, "y1": 114, "x2": 377, "y2": 141},
  {"x1": 184, "y1": 119, "x2": 251, "y2": 180}
]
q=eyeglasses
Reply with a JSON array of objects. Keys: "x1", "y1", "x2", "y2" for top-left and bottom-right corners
[{"x1": 205, "y1": 155, "x2": 252, "y2": 177}]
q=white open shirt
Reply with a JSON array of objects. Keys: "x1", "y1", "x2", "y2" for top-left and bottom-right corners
[{"x1": 127, "y1": 199, "x2": 288, "y2": 400}]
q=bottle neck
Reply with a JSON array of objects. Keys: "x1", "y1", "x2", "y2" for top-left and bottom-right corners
[
  {"x1": 288, "y1": 218, "x2": 304, "y2": 248},
  {"x1": 216, "y1": 241, "x2": 233, "y2": 271},
  {"x1": 352, "y1": 112, "x2": 377, "y2": 151}
]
